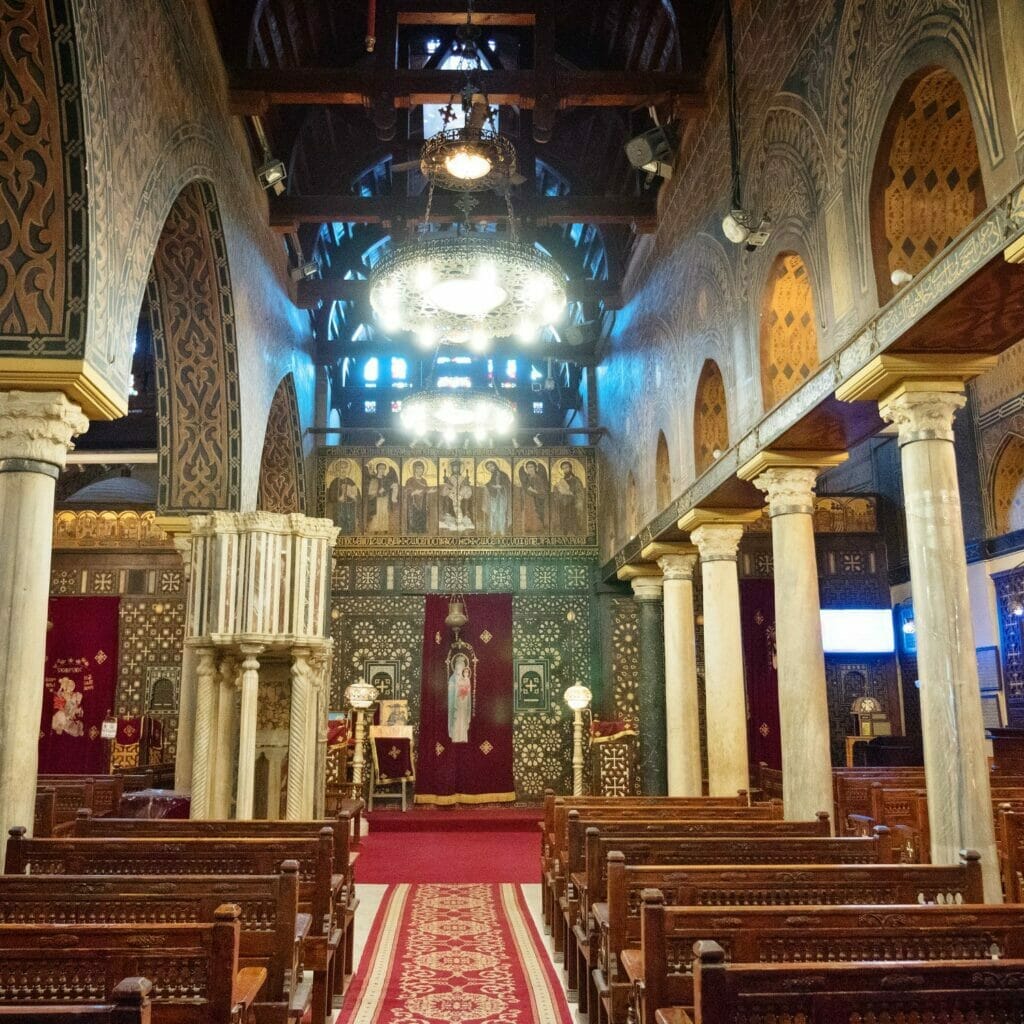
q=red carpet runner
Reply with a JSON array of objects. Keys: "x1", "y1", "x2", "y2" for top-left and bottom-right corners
[{"x1": 344, "y1": 883, "x2": 571, "y2": 1024}]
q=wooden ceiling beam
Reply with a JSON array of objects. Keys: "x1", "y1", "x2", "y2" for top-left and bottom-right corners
[
  {"x1": 229, "y1": 68, "x2": 704, "y2": 115},
  {"x1": 296, "y1": 276, "x2": 623, "y2": 310},
  {"x1": 323, "y1": 338, "x2": 598, "y2": 366},
  {"x1": 396, "y1": 1, "x2": 537, "y2": 26},
  {"x1": 270, "y1": 193, "x2": 657, "y2": 231}
]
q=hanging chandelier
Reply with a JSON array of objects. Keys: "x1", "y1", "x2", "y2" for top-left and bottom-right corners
[
  {"x1": 371, "y1": 235, "x2": 566, "y2": 349},
  {"x1": 400, "y1": 388, "x2": 516, "y2": 443}
]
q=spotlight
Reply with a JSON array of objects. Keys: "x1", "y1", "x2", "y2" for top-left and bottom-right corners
[
  {"x1": 533, "y1": 434, "x2": 543, "y2": 447},
  {"x1": 624, "y1": 125, "x2": 676, "y2": 180},
  {"x1": 890, "y1": 268, "x2": 913, "y2": 288},
  {"x1": 375, "y1": 434, "x2": 386, "y2": 448},
  {"x1": 257, "y1": 156, "x2": 287, "y2": 195},
  {"x1": 1014, "y1": 603, "x2": 1024, "y2": 618},
  {"x1": 289, "y1": 260, "x2": 319, "y2": 283},
  {"x1": 722, "y1": 210, "x2": 771, "y2": 250}
]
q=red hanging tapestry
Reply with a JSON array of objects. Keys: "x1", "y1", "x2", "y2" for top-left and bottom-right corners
[
  {"x1": 38, "y1": 596, "x2": 120, "y2": 775},
  {"x1": 416, "y1": 594, "x2": 515, "y2": 805},
  {"x1": 740, "y1": 579, "x2": 782, "y2": 770}
]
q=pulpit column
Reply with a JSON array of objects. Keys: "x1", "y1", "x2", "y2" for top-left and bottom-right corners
[
  {"x1": 656, "y1": 550, "x2": 702, "y2": 796},
  {"x1": 630, "y1": 573, "x2": 667, "y2": 795},
  {"x1": 312, "y1": 649, "x2": 331, "y2": 818},
  {"x1": 690, "y1": 520, "x2": 751, "y2": 797},
  {"x1": 0, "y1": 391, "x2": 88, "y2": 843},
  {"x1": 741, "y1": 454, "x2": 846, "y2": 826},
  {"x1": 166, "y1": 531, "x2": 196, "y2": 793},
  {"x1": 188, "y1": 645, "x2": 218, "y2": 819},
  {"x1": 882, "y1": 389, "x2": 1000, "y2": 899},
  {"x1": 212, "y1": 654, "x2": 238, "y2": 818},
  {"x1": 287, "y1": 646, "x2": 313, "y2": 821},
  {"x1": 235, "y1": 644, "x2": 264, "y2": 820}
]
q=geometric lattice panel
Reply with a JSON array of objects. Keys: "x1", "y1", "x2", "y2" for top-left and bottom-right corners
[
  {"x1": 693, "y1": 359, "x2": 729, "y2": 474},
  {"x1": 512, "y1": 596, "x2": 588, "y2": 799},
  {"x1": 759, "y1": 252, "x2": 818, "y2": 409},
  {"x1": 609, "y1": 598, "x2": 640, "y2": 725},
  {"x1": 879, "y1": 68, "x2": 984, "y2": 297},
  {"x1": 992, "y1": 436, "x2": 1024, "y2": 535}
]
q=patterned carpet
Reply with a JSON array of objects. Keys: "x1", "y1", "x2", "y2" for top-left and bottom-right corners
[{"x1": 343, "y1": 883, "x2": 571, "y2": 1024}]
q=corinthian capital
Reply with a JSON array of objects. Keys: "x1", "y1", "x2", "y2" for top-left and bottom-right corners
[
  {"x1": 691, "y1": 523, "x2": 744, "y2": 562},
  {"x1": 0, "y1": 390, "x2": 89, "y2": 467},
  {"x1": 879, "y1": 390, "x2": 966, "y2": 445},
  {"x1": 753, "y1": 467, "x2": 819, "y2": 517},
  {"x1": 658, "y1": 553, "x2": 698, "y2": 581}
]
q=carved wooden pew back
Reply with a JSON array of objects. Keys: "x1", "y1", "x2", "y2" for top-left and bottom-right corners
[{"x1": 0, "y1": 905, "x2": 264, "y2": 1024}]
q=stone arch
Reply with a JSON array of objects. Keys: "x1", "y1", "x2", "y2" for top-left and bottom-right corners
[
  {"x1": 991, "y1": 436, "x2": 1024, "y2": 536},
  {"x1": 626, "y1": 472, "x2": 639, "y2": 540},
  {"x1": 258, "y1": 374, "x2": 306, "y2": 514},
  {"x1": 693, "y1": 360, "x2": 729, "y2": 475},
  {"x1": 869, "y1": 65, "x2": 986, "y2": 306},
  {"x1": 146, "y1": 180, "x2": 242, "y2": 513},
  {"x1": 758, "y1": 251, "x2": 820, "y2": 410},
  {"x1": 655, "y1": 432, "x2": 672, "y2": 510}
]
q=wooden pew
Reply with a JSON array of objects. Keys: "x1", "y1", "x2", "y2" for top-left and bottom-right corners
[
  {"x1": 651, "y1": 941, "x2": 1024, "y2": 1024},
  {"x1": 568, "y1": 828, "x2": 882, "y2": 1018},
  {"x1": 69, "y1": 808, "x2": 362, "y2": 978},
  {"x1": 34, "y1": 788, "x2": 56, "y2": 837},
  {"x1": 0, "y1": 905, "x2": 265, "y2": 1023},
  {"x1": 38, "y1": 775, "x2": 124, "y2": 818},
  {"x1": 0, "y1": 863, "x2": 312, "y2": 1023},
  {"x1": 545, "y1": 801, "x2": 775, "y2": 947},
  {"x1": 4, "y1": 829, "x2": 344, "y2": 1024},
  {"x1": 591, "y1": 849, "x2": 984, "y2": 1024},
  {"x1": 632, "y1": 891, "x2": 1024, "y2": 1024},
  {"x1": 0, "y1": 977, "x2": 153, "y2": 1023}
]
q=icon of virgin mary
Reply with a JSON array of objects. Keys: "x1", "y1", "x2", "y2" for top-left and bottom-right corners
[{"x1": 447, "y1": 653, "x2": 473, "y2": 743}]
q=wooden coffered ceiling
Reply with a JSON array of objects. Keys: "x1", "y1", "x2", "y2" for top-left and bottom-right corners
[{"x1": 204, "y1": 0, "x2": 723, "y2": 343}]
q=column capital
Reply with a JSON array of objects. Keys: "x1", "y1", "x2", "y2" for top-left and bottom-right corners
[
  {"x1": 880, "y1": 389, "x2": 966, "y2": 445},
  {"x1": 658, "y1": 553, "x2": 698, "y2": 580},
  {"x1": 691, "y1": 522, "x2": 745, "y2": 562},
  {"x1": 631, "y1": 575, "x2": 664, "y2": 601},
  {"x1": 677, "y1": 506, "x2": 762, "y2": 534},
  {"x1": 0, "y1": 390, "x2": 88, "y2": 470},
  {"x1": 752, "y1": 467, "x2": 820, "y2": 517}
]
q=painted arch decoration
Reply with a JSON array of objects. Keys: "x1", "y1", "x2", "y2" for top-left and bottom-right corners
[{"x1": 258, "y1": 374, "x2": 306, "y2": 515}]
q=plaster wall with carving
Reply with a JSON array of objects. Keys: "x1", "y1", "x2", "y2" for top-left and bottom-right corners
[{"x1": 596, "y1": 0, "x2": 1024, "y2": 559}]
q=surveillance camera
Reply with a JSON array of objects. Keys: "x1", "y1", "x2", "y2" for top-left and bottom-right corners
[
  {"x1": 744, "y1": 217, "x2": 772, "y2": 250},
  {"x1": 722, "y1": 211, "x2": 751, "y2": 244},
  {"x1": 890, "y1": 268, "x2": 913, "y2": 288}
]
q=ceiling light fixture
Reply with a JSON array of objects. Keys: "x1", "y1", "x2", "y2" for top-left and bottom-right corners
[
  {"x1": 399, "y1": 390, "x2": 516, "y2": 444},
  {"x1": 370, "y1": 235, "x2": 566, "y2": 344}
]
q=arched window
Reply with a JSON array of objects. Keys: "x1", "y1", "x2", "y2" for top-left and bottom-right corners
[
  {"x1": 870, "y1": 67, "x2": 985, "y2": 305},
  {"x1": 992, "y1": 437, "x2": 1024, "y2": 535},
  {"x1": 759, "y1": 253, "x2": 818, "y2": 410},
  {"x1": 693, "y1": 360, "x2": 729, "y2": 474},
  {"x1": 655, "y1": 432, "x2": 671, "y2": 510}
]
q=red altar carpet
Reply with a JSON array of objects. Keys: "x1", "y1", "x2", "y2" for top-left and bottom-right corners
[
  {"x1": 343, "y1": 883, "x2": 571, "y2": 1024},
  {"x1": 740, "y1": 579, "x2": 782, "y2": 770},
  {"x1": 416, "y1": 594, "x2": 515, "y2": 805},
  {"x1": 38, "y1": 596, "x2": 120, "y2": 775}
]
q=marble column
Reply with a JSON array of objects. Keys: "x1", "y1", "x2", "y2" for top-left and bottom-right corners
[
  {"x1": 287, "y1": 647, "x2": 313, "y2": 821},
  {"x1": 632, "y1": 574, "x2": 667, "y2": 795},
  {"x1": 235, "y1": 645, "x2": 263, "y2": 820},
  {"x1": 0, "y1": 391, "x2": 88, "y2": 843},
  {"x1": 746, "y1": 460, "x2": 839, "y2": 825},
  {"x1": 188, "y1": 645, "x2": 218, "y2": 819},
  {"x1": 312, "y1": 649, "x2": 331, "y2": 818},
  {"x1": 212, "y1": 654, "x2": 238, "y2": 819},
  {"x1": 266, "y1": 748, "x2": 285, "y2": 820},
  {"x1": 170, "y1": 533, "x2": 197, "y2": 793},
  {"x1": 691, "y1": 523, "x2": 750, "y2": 797},
  {"x1": 881, "y1": 389, "x2": 1001, "y2": 901},
  {"x1": 657, "y1": 552, "x2": 702, "y2": 796}
]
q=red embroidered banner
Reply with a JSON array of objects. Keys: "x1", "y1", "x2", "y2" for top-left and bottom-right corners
[
  {"x1": 740, "y1": 579, "x2": 782, "y2": 770},
  {"x1": 38, "y1": 597, "x2": 120, "y2": 774},
  {"x1": 417, "y1": 594, "x2": 515, "y2": 805}
]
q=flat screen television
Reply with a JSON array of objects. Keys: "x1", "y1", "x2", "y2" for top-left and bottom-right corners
[{"x1": 820, "y1": 608, "x2": 895, "y2": 654}]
